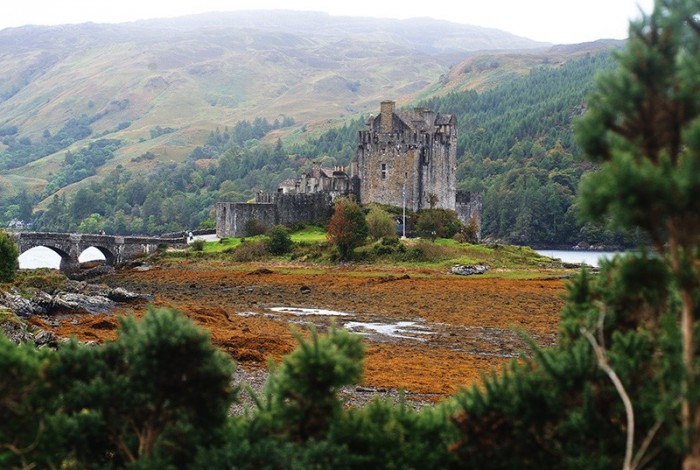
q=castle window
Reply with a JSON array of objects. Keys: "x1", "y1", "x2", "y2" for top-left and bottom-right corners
[{"x1": 381, "y1": 163, "x2": 387, "y2": 179}]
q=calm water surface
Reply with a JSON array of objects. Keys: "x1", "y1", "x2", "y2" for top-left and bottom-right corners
[
  {"x1": 19, "y1": 246, "x2": 620, "y2": 270},
  {"x1": 19, "y1": 246, "x2": 105, "y2": 269},
  {"x1": 536, "y1": 250, "x2": 622, "y2": 268}
]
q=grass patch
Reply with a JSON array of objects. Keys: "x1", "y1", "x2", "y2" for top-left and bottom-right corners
[
  {"x1": 204, "y1": 237, "x2": 242, "y2": 253},
  {"x1": 290, "y1": 225, "x2": 327, "y2": 243},
  {"x1": 13, "y1": 269, "x2": 68, "y2": 293}
]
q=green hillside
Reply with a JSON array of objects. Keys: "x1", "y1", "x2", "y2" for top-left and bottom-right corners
[{"x1": 0, "y1": 11, "x2": 623, "y2": 245}]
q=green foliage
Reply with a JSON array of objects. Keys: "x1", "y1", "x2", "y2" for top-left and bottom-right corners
[
  {"x1": 267, "y1": 225, "x2": 293, "y2": 255},
  {"x1": 327, "y1": 198, "x2": 368, "y2": 260},
  {"x1": 0, "y1": 306, "x2": 236, "y2": 468},
  {"x1": 415, "y1": 208, "x2": 463, "y2": 241},
  {"x1": 371, "y1": 236, "x2": 407, "y2": 257},
  {"x1": 150, "y1": 126, "x2": 176, "y2": 139},
  {"x1": 0, "y1": 230, "x2": 19, "y2": 282},
  {"x1": 231, "y1": 239, "x2": 269, "y2": 262},
  {"x1": 0, "y1": 113, "x2": 101, "y2": 171},
  {"x1": 0, "y1": 335, "x2": 54, "y2": 469},
  {"x1": 262, "y1": 325, "x2": 365, "y2": 442},
  {"x1": 51, "y1": 306, "x2": 235, "y2": 467},
  {"x1": 365, "y1": 206, "x2": 396, "y2": 240},
  {"x1": 450, "y1": 255, "x2": 683, "y2": 468},
  {"x1": 575, "y1": 2, "x2": 700, "y2": 463},
  {"x1": 44, "y1": 139, "x2": 121, "y2": 195},
  {"x1": 190, "y1": 239, "x2": 206, "y2": 251}
]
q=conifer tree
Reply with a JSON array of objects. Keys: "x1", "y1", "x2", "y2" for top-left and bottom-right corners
[
  {"x1": 0, "y1": 230, "x2": 19, "y2": 282},
  {"x1": 262, "y1": 325, "x2": 365, "y2": 442},
  {"x1": 576, "y1": 1, "x2": 700, "y2": 466}
]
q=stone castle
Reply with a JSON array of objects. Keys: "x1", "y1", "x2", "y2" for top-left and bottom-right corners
[{"x1": 216, "y1": 101, "x2": 481, "y2": 238}]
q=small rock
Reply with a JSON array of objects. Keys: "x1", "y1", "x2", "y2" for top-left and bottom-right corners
[
  {"x1": 107, "y1": 287, "x2": 144, "y2": 302},
  {"x1": 300, "y1": 286, "x2": 311, "y2": 294},
  {"x1": 34, "y1": 329, "x2": 58, "y2": 347}
]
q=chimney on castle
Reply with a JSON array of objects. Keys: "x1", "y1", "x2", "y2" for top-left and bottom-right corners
[
  {"x1": 380, "y1": 100, "x2": 395, "y2": 134},
  {"x1": 312, "y1": 161, "x2": 321, "y2": 179}
]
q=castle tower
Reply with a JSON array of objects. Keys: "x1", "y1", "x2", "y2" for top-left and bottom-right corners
[
  {"x1": 380, "y1": 100, "x2": 395, "y2": 134},
  {"x1": 354, "y1": 101, "x2": 457, "y2": 212}
]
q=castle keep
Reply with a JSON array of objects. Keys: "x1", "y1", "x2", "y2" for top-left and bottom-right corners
[
  {"x1": 355, "y1": 100, "x2": 457, "y2": 212},
  {"x1": 216, "y1": 101, "x2": 480, "y2": 238}
]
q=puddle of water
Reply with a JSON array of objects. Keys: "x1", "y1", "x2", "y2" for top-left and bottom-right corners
[
  {"x1": 237, "y1": 312, "x2": 259, "y2": 317},
  {"x1": 343, "y1": 321, "x2": 432, "y2": 341},
  {"x1": 268, "y1": 307, "x2": 351, "y2": 316}
]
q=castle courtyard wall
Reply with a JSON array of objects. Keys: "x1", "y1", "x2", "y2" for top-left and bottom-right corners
[{"x1": 216, "y1": 192, "x2": 335, "y2": 238}]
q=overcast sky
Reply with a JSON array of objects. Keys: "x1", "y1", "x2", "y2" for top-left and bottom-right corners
[{"x1": 0, "y1": 0, "x2": 655, "y2": 44}]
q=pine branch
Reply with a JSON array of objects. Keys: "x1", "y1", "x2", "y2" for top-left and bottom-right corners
[
  {"x1": 582, "y1": 325, "x2": 635, "y2": 470},
  {"x1": 582, "y1": 311, "x2": 665, "y2": 470}
]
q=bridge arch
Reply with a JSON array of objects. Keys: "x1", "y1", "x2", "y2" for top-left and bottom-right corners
[
  {"x1": 78, "y1": 245, "x2": 113, "y2": 266},
  {"x1": 18, "y1": 244, "x2": 73, "y2": 271}
]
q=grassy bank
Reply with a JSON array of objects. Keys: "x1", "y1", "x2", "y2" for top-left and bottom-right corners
[{"x1": 167, "y1": 226, "x2": 571, "y2": 279}]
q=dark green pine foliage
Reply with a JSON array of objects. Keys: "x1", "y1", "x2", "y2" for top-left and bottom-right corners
[
  {"x1": 21, "y1": 306, "x2": 237, "y2": 468},
  {"x1": 575, "y1": 0, "x2": 700, "y2": 464},
  {"x1": 449, "y1": 255, "x2": 683, "y2": 468},
  {"x1": 211, "y1": 325, "x2": 366, "y2": 468},
  {"x1": 263, "y1": 325, "x2": 365, "y2": 443},
  {"x1": 0, "y1": 230, "x2": 19, "y2": 282},
  {"x1": 0, "y1": 336, "x2": 57, "y2": 469}
]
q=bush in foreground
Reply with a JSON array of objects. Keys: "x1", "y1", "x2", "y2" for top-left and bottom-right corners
[
  {"x1": 0, "y1": 230, "x2": 19, "y2": 282},
  {"x1": 0, "y1": 306, "x2": 236, "y2": 468}
]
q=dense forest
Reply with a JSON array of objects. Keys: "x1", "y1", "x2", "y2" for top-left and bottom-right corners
[{"x1": 1, "y1": 50, "x2": 627, "y2": 245}]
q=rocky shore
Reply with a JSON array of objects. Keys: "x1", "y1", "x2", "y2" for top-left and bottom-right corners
[
  {"x1": 2, "y1": 259, "x2": 570, "y2": 402},
  {"x1": 0, "y1": 279, "x2": 148, "y2": 346}
]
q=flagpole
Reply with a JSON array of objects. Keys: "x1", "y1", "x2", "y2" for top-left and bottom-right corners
[{"x1": 402, "y1": 179, "x2": 406, "y2": 239}]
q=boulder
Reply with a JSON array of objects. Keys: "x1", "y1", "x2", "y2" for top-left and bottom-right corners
[
  {"x1": 52, "y1": 292, "x2": 115, "y2": 314},
  {"x1": 449, "y1": 264, "x2": 489, "y2": 276},
  {"x1": 1, "y1": 291, "x2": 46, "y2": 317}
]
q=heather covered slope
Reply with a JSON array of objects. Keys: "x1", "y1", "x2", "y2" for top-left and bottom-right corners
[
  {"x1": 0, "y1": 11, "x2": 546, "y2": 149},
  {"x1": 0, "y1": 11, "x2": 550, "y2": 201}
]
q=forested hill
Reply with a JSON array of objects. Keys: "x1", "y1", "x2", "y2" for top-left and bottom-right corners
[
  {"x1": 291, "y1": 48, "x2": 625, "y2": 246},
  {"x1": 0, "y1": 9, "x2": 624, "y2": 245},
  {"x1": 425, "y1": 51, "x2": 622, "y2": 245}
]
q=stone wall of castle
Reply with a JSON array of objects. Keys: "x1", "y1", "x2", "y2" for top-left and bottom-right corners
[
  {"x1": 216, "y1": 192, "x2": 335, "y2": 238},
  {"x1": 455, "y1": 190, "x2": 482, "y2": 238},
  {"x1": 275, "y1": 192, "x2": 334, "y2": 227},
  {"x1": 216, "y1": 202, "x2": 277, "y2": 238}
]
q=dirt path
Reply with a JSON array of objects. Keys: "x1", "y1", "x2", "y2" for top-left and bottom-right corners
[{"x1": 30, "y1": 261, "x2": 569, "y2": 401}]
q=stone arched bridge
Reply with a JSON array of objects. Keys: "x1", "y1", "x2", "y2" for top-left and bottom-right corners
[{"x1": 9, "y1": 232, "x2": 188, "y2": 273}]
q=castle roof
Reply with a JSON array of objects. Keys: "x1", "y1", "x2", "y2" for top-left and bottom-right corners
[{"x1": 369, "y1": 103, "x2": 455, "y2": 134}]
